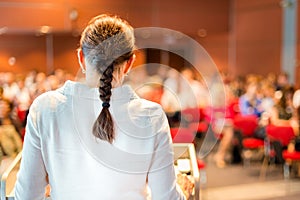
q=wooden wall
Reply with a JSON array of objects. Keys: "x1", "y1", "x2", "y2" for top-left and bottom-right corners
[
  {"x1": 229, "y1": 0, "x2": 283, "y2": 77},
  {"x1": 1, "y1": 0, "x2": 299, "y2": 81},
  {"x1": 0, "y1": 0, "x2": 230, "y2": 75}
]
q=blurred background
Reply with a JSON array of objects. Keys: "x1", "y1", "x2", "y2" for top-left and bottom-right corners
[
  {"x1": 0, "y1": 0, "x2": 299, "y2": 85},
  {"x1": 1, "y1": 1, "x2": 300, "y2": 200}
]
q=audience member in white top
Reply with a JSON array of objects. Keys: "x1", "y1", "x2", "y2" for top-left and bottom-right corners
[
  {"x1": 293, "y1": 89, "x2": 300, "y2": 109},
  {"x1": 15, "y1": 14, "x2": 185, "y2": 200},
  {"x1": 2, "y1": 72, "x2": 19, "y2": 102},
  {"x1": 177, "y1": 68, "x2": 206, "y2": 109},
  {"x1": 161, "y1": 67, "x2": 208, "y2": 113},
  {"x1": 161, "y1": 68, "x2": 182, "y2": 112}
]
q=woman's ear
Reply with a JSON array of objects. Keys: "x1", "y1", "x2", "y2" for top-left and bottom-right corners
[
  {"x1": 77, "y1": 49, "x2": 86, "y2": 72},
  {"x1": 124, "y1": 54, "x2": 136, "y2": 74}
]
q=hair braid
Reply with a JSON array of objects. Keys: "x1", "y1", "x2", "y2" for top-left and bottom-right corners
[
  {"x1": 99, "y1": 64, "x2": 114, "y2": 103},
  {"x1": 93, "y1": 64, "x2": 115, "y2": 143}
]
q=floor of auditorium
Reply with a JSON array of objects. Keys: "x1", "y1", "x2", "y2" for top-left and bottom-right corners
[{"x1": 199, "y1": 147, "x2": 300, "y2": 200}]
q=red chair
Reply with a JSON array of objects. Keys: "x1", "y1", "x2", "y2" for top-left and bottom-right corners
[
  {"x1": 266, "y1": 125, "x2": 295, "y2": 147},
  {"x1": 266, "y1": 125, "x2": 300, "y2": 178},
  {"x1": 233, "y1": 115, "x2": 264, "y2": 148},
  {"x1": 188, "y1": 122, "x2": 208, "y2": 135},
  {"x1": 260, "y1": 125, "x2": 295, "y2": 179},
  {"x1": 233, "y1": 115, "x2": 264, "y2": 165},
  {"x1": 283, "y1": 151, "x2": 300, "y2": 160},
  {"x1": 282, "y1": 150, "x2": 300, "y2": 178},
  {"x1": 233, "y1": 114, "x2": 258, "y2": 137},
  {"x1": 233, "y1": 115, "x2": 264, "y2": 149}
]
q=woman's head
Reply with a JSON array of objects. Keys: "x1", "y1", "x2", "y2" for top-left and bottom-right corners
[
  {"x1": 78, "y1": 14, "x2": 135, "y2": 87},
  {"x1": 78, "y1": 14, "x2": 135, "y2": 143},
  {"x1": 245, "y1": 81, "x2": 259, "y2": 99},
  {"x1": 277, "y1": 87, "x2": 294, "y2": 108}
]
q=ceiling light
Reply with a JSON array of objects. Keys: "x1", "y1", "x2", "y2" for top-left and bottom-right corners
[
  {"x1": 0, "y1": 27, "x2": 8, "y2": 35},
  {"x1": 40, "y1": 26, "x2": 51, "y2": 34}
]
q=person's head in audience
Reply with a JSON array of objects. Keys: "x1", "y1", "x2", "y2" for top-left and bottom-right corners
[
  {"x1": 277, "y1": 87, "x2": 294, "y2": 107},
  {"x1": 16, "y1": 75, "x2": 26, "y2": 90},
  {"x1": 274, "y1": 87, "x2": 295, "y2": 120},
  {"x1": 54, "y1": 69, "x2": 66, "y2": 85},
  {"x1": 266, "y1": 72, "x2": 276, "y2": 86},
  {"x1": 0, "y1": 98, "x2": 13, "y2": 121},
  {"x1": 245, "y1": 80, "x2": 259, "y2": 100},
  {"x1": 35, "y1": 72, "x2": 46, "y2": 84},
  {"x1": 4, "y1": 72, "x2": 15, "y2": 86},
  {"x1": 276, "y1": 72, "x2": 290, "y2": 91},
  {"x1": 46, "y1": 75, "x2": 60, "y2": 90},
  {"x1": 261, "y1": 81, "x2": 275, "y2": 99},
  {"x1": 181, "y1": 67, "x2": 195, "y2": 82}
]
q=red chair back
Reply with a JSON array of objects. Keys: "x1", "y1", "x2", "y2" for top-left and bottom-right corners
[
  {"x1": 266, "y1": 125, "x2": 295, "y2": 146},
  {"x1": 170, "y1": 128, "x2": 194, "y2": 143},
  {"x1": 233, "y1": 115, "x2": 258, "y2": 137}
]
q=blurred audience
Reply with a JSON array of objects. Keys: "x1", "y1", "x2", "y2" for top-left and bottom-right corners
[
  {"x1": 0, "y1": 69, "x2": 74, "y2": 174},
  {"x1": 1, "y1": 67, "x2": 300, "y2": 170},
  {"x1": 0, "y1": 69, "x2": 73, "y2": 137}
]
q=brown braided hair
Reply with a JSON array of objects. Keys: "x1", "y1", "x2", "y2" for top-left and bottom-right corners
[{"x1": 79, "y1": 14, "x2": 134, "y2": 143}]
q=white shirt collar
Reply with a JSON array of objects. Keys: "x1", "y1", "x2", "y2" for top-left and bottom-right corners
[{"x1": 58, "y1": 80, "x2": 139, "y2": 102}]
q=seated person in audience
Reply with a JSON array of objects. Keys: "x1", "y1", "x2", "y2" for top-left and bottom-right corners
[
  {"x1": 275, "y1": 72, "x2": 291, "y2": 91},
  {"x1": 292, "y1": 88, "x2": 300, "y2": 151},
  {"x1": 0, "y1": 98, "x2": 23, "y2": 174},
  {"x1": 253, "y1": 81, "x2": 276, "y2": 139},
  {"x1": 293, "y1": 87, "x2": 300, "y2": 109},
  {"x1": 269, "y1": 87, "x2": 299, "y2": 135},
  {"x1": 2, "y1": 72, "x2": 19, "y2": 102},
  {"x1": 180, "y1": 67, "x2": 208, "y2": 109},
  {"x1": 0, "y1": 98, "x2": 23, "y2": 157},
  {"x1": 213, "y1": 84, "x2": 237, "y2": 167},
  {"x1": 258, "y1": 87, "x2": 299, "y2": 164},
  {"x1": 239, "y1": 79, "x2": 263, "y2": 118},
  {"x1": 260, "y1": 81, "x2": 275, "y2": 114}
]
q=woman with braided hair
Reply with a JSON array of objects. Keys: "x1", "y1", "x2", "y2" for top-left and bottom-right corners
[{"x1": 15, "y1": 14, "x2": 185, "y2": 200}]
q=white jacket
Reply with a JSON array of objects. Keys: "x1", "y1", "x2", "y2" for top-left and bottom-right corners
[{"x1": 15, "y1": 81, "x2": 185, "y2": 200}]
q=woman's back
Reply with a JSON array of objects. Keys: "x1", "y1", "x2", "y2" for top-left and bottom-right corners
[{"x1": 15, "y1": 81, "x2": 183, "y2": 199}]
